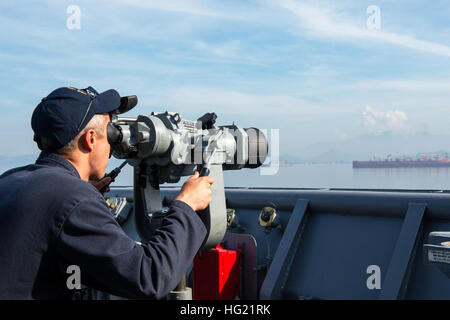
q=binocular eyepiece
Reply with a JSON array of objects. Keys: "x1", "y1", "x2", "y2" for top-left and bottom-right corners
[{"x1": 113, "y1": 95, "x2": 138, "y2": 115}]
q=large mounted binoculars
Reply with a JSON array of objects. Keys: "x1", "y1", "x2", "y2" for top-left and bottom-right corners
[{"x1": 107, "y1": 95, "x2": 268, "y2": 250}]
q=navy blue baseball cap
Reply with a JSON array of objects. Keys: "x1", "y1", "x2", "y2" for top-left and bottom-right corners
[{"x1": 31, "y1": 86, "x2": 121, "y2": 151}]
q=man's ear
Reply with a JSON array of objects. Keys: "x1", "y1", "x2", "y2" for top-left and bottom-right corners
[{"x1": 79, "y1": 129, "x2": 96, "y2": 152}]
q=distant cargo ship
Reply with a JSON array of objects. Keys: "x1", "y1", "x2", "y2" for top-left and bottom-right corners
[{"x1": 353, "y1": 153, "x2": 450, "y2": 168}]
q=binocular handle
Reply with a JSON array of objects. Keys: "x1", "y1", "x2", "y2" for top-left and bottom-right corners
[{"x1": 199, "y1": 166, "x2": 210, "y2": 177}]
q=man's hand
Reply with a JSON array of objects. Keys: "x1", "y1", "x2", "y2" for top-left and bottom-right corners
[
  {"x1": 174, "y1": 172, "x2": 214, "y2": 211},
  {"x1": 89, "y1": 176, "x2": 113, "y2": 195}
]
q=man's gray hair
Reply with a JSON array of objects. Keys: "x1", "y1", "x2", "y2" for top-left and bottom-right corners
[{"x1": 56, "y1": 114, "x2": 107, "y2": 156}]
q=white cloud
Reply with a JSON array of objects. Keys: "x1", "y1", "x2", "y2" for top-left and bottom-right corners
[
  {"x1": 137, "y1": 86, "x2": 323, "y2": 116},
  {"x1": 363, "y1": 105, "x2": 409, "y2": 134},
  {"x1": 350, "y1": 79, "x2": 450, "y2": 94},
  {"x1": 277, "y1": 0, "x2": 450, "y2": 57},
  {"x1": 103, "y1": 0, "x2": 248, "y2": 20}
]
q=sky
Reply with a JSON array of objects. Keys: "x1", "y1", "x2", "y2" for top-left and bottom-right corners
[{"x1": 0, "y1": 0, "x2": 449, "y2": 157}]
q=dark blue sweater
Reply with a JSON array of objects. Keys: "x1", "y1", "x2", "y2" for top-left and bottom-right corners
[{"x1": 0, "y1": 152, "x2": 206, "y2": 299}]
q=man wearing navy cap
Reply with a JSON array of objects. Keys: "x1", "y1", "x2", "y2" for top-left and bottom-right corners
[{"x1": 0, "y1": 86, "x2": 213, "y2": 299}]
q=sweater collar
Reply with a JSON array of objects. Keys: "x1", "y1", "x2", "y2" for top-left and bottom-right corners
[{"x1": 35, "y1": 151, "x2": 81, "y2": 179}]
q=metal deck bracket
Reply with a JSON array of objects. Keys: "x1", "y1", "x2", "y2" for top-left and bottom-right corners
[
  {"x1": 223, "y1": 233, "x2": 258, "y2": 299},
  {"x1": 259, "y1": 199, "x2": 310, "y2": 300},
  {"x1": 378, "y1": 202, "x2": 427, "y2": 300}
]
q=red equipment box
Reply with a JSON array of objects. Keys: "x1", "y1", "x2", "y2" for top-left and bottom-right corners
[{"x1": 193, "y1": 244, "x2": 241, "y2": 300}]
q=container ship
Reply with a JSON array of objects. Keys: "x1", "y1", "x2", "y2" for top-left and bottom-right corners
[{"x1": 353, "y1": 153, "x2": 450, "y2": 168}]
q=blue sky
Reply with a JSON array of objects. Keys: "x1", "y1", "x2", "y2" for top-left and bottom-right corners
[{"x1": 1, "y1": 0, "x2": 450, "y2": 156}]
